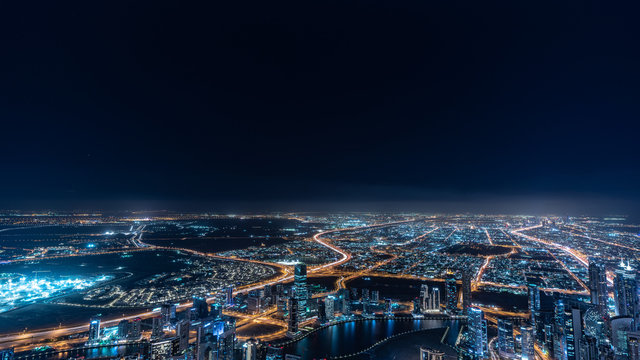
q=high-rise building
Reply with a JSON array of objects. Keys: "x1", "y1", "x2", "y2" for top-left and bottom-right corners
[
  {"x1": 225, "y1": 286, "x2": 234, "y2": 306},
  {"x1": 129, "y1": 317, "x2": 142, "y2": 339},
  {"x1": 177, "y1": 320, "x2": 190, "y2": 352},
  {"x1": 294, "y1": 264, "x2": 308, "y2": 321},
  {"x1": 420, "y1": 347, "x2": 444, "y2": 360},
  {"x1": 88, "y1": 316, "x2": 101, "y2": 343},
  {"x1": 338, "y1": 288, "x2": 350, "y2": 315},
  {"x1": 193, "y1": 296, "x2": 210, "y2": 320},
  {"x1": 431, "y1": 287, "x2": 441, "y2": 311},
  {"x1": 611, "y1": 316, "x2": 634, "y2": 358},
  {"x1": 628, "y1": 332, "x2": 640, "y2": 360},
  {"x1": 362, "y1": 288, "x2": 370, "y2": 302},
  {"x1": 467, "y1": 307, "x2": 488, "y2": 358},
  {"x1": 287, "y1": 296, "x2": 300, "y2": 337},
  {"x1": 581, "y1": 335, "x2": 598, "y2": 360},
  {"x1": 243, "y1": 338, "x2": 259, "y2": 360},
  {"x1": 614, "y1": 265, "x2": 639, "y2": 329},
  {"x1": 445, "y1": 271, "x2": 458, "y2": 314},
  {"x1": 149, "y1": 338, "x2": 174, "y2": 360},
  {"x1": 462, "y1": 271, "x2": 472, "y2": 314},
  {"x1": 318, "y1": 299, "x2": 327, "y2": 323},
  {"x1": 497, "y1": 318, "x2": 515, "y2": 357},
  {"x1": 151, "y1": 317, "x2": 163, "y2": 339},
  {"x1": 371, "y1": 290, "x2": 379, "y2": 303},
  {"x1": 528, "y1": 284, "x2": 540, "y2": 322},
  {"x1": 520, "y1": 325, "x2": 535, "y2": 360},
  {"x1": 588, "y1": 260, "x2": 609, "y2": 316},
  {"x1": 565, "y1": 307, "x2": 583, "y2": 360},
  {"x1": 117, "y1": 319, "x2": 130, "y2": 340},
  {"x1": 325, "y1": 296, "x2": 335, "y2": 321},
  {"x1": 161, "y1": 303, "x2": 175, "y2": 325},
  {"x1": 554, "y1": 300, "x2": 567, "y2": 360},
  {"x1": 0, "y1": 348, "x2": 14, "y2": 360}
]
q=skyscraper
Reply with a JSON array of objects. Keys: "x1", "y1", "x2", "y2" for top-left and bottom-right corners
[
  {"x1": 520, "y1": 325, "x2": 535, "y2": 360},
  {"x1": 0, "y1": 348, "x2": 13, "y2": 360},
  {"x1": 294, "y1": 264, "x2": 308, "y2": 321},
  {"x1": 118, "y1": 319, "x2": 130, "y2": 340},
  {"x1": 628, "y1": 332, "x2": 640, "y2": 360},
  {"x1": 177, "y1": 320, "x2": 190, "y2": 352},
  {"x1": 287, "y1": 296, "x2": 300, "y2": 337},
  {"x1": 528, "y1": 284, "x2": 540, "y2": 322},
  {"x1": 88, "y1": 316, "x2": 101, "y2": 343},
  {"x1": 193, "y1": 296, "x2": 210, "y2": 319},
  {"x1": 243, "y1": 338, "x2": 259, "y2": 360},
  {"x1": 467, "y1": 307, "x2": 488, "y2": 358},
  {"x1": 151, "y1": 317, "x2": 164, "y2": 339},
  {"x1": 445, "y1": 271, "x2": 458, "y2": 314},
  {"x1": 588, "y1": 260, "x2": 609, "y2": 316},
  {"x1": 497, "y1": 318, "x2": 515, "y2": 357},
  {"x1": 554, "y1": 300, "x2": 567, "y2": 360},
  {"x1": 325, "y1": 296, "x2": 335, "y2": 321},
  {"x1": 225, "y1": 286, "x2": 234, "y2": 306},
  {"x1": 614, "y1": 265, "x2": 639, "y2": 329},
  {"x1": 129, "y1": 317, "x2": 142, "y2": 339},
  {"x1": 462, "y1": 271, "x2": 472, "y2": 314}
]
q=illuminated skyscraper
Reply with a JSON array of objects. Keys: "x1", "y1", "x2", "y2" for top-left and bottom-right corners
[
  {"x1": 294, "y1": 264, "x2": 308, "y2": 320},
  {"x1": 467, "y1": 307, "x2": 488, "y2": 358},
  {"x1": 243, "y1": 338, "x2": 259, "y2": 360},
  {"x1": 497, "y1": 318, "x2": 514, "y2": 357},
  {"x1": 614, "y1": 265, "x2": 639, "y2": 329},
  {"x1": 129, "y1": 317, "x2": 142, "y2": 339},
  {"x1": 88, "y1": 316, "x2": 101, "y2": 343},
  {"x1": 628, "y1": 332, "x2": 640, "y2": 360},
  {"x1": 371, "y1": 290, "x2": 379, "y2": 303},
  {"x1": 0, "y1": 348, "x2": 13, "y2": 360},
  {"x1": 588, "y1": 260, "x2": 608, "y2": 316},
  {"x1": 151, "y1": 316, "x2": 163, "y2": 339},
  {"x1": 177, "y1": 320, "x2": 190, "y2": 352},
  {"x1": 161, "y1": 303, "x2": 175, "y2": 325},
  {"x1": 445, "y1": 271, "x2": 457, "y2": 314},
  {"x1": 554, "y1": 300, "x2": 567, "y2": 360},
  {"x1": 462, "y1": 271, "x2": 472, "y2": 314},
  {"x1": 287, "y1": 296, "x2": 300, "y2": 337},
  {"x1": 225, "y1": 286, "x2": 234, "y2": 306},
  {"x1": 325, "y1": 296, "x2": 335, "y2": 321},
  {"x1": 528, "y1": 284, "x2": 540, "y2": 320},
  {"x1": 118, "y1": 319, "x2": 130, "y2": 340},
  {"x1": 193, "y1": 296, "x2": 210, "y2": 319},
  {"x1": 520, "y1": 325, "x2": 535, "y2": 360}
]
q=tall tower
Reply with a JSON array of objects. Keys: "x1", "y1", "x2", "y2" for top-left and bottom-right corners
[
  {"x1": 294, "y1": 263, "x2": 308, "y2": 320},
  {"x1": 467, "y1": 307, "x2": 488, "y2": 358},
  {"x1": 88, "y1": 316, "x2": 101, "y2": 343},
  {"x1": 497, "y1": 318, "x2": 515, "y2": 357},
  {"x1": 588, "y1": 259, "x2": 609, "y2": 316},
  {"x1": 614, "y1": 263, "x2": 639, "y2": 329},
  {"x1": 520, "y1": 325, "x2": 535, "y2": 360},
  {"x1": 462, "y1": 271, "x2": 472, "y2": 314},
  {"x1": 287, "y1": 296, "x2": 300, "y2": 337},
  {"x1": 445, "y1": 271, "x2": 458, "y2": 314}
]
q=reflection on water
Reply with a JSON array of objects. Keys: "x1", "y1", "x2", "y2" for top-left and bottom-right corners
[{"x1": 284, "y1": 318, "x2": 461, "y2": 359}]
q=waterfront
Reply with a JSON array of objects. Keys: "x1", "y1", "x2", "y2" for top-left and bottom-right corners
[{"x1": 283, "y1": 318, "x2": 461, "y2": 359}]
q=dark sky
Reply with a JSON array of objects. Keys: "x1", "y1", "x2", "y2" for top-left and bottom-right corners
[{"x1": 1, "y1": 0, "x2": 639, "y2": 213}]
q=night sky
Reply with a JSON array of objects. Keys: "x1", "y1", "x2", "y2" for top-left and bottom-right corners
[{"x1": 1, "y1": 0, "x2": 639, "y2": 213}]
